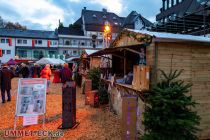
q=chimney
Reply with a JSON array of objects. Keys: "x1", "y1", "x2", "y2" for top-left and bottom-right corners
[
  {"x1": 84, "y1": 7, "x2": 86, "y2": 10},
  {"x1": 102, "y1": 8, "x2": 107, "y2": 13}
]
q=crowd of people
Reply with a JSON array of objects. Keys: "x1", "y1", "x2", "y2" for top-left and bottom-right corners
[{"x1": 0, "y1": 62, "x2": 77, "y2": 104}]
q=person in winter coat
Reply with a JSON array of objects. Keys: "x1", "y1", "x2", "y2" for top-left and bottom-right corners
[
  {"x1": 60, "y1": 63, "x2": 72, "y2": 84},
  {"x1": 40, "y1": 64, "x2": 52, "y2": 91},
  {"x1": 53, "y1": 69, "x2": 61, "y2": 83},
  {"x1": 20, "y1": 63, "x2": 29, "y2": 78},
  {"x1": 0, "y1": 64, "x2": 15, "y2": 103}
]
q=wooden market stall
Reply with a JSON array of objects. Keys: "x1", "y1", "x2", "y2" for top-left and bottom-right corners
[
  {"x1": 78, "y1": 49, "x2": 101, "y2": 94},
  {"x1": 90, "y1": 29, "x2": 210, "y2": 139}
]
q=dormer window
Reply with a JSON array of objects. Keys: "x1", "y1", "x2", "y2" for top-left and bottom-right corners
[
  {"x1": 103, "y1": 15, "x2": 106, "y2": 19},
  {"x1": 93, "y1": 14, "x2": 97, "y2": 18},
  {"x1": 113, "y1": 17, "x2": 117, "y2": 20}
]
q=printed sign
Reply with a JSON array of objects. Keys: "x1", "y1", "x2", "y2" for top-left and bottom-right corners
[
  {"x1": 15, "y1": 78, "x2": 47, "y2": 116},
  {"x1": 23, "y1": 115, "x2": 38, "y2": 126}
]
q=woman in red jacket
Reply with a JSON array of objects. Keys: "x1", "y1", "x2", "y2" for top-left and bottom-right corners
[{"x1": 40, "y1": 64, "x2": 52, "y2": 92}]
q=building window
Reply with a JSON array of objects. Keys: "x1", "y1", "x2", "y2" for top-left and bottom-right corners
[
  {"x1": 165, "y1": 0, "x2": 167, "y2": 9},
  {"x1": 169, "y1": 0, "x2": 172, "y2": 8},
  {"x1": 1, "y1": 39, "x2": 5, "y2": 43},
  {"x1": 73, "y1": 50, "x2": 78, "y2": 56},
  {"x1": 6, "y1": 39, "x2": 9, "y2": 43},
  {"x1": 23, "y1": 40, "x2": 27, "y2": 44},
  {"x1": 35, "y1": 40, "x2": 42, "y2": 45},
  {"x1": 17, "y1": 50, "x2": 27, "y2": 58},
  {"x1": 2, "y1": 50, "x2": 5, "y2": 54},
  {"x1": 174, "y1": 0, "x2": 177, "y2": 5},
  {"x1": 34, "y1": 50, "x2": 39, "y2": 58},
  {"x1": 6, "y1": 50, "x2": 11, "y2": 54},
  {"x1": 99, "y1": 40, "x2": 103, "y2": 45},
  {"x1": 33, "y1": 50, "x2": 40, "y2": 59},
  {"x1": 49, "y1": 51, "x2": 56, "y2": 58},
  {"x1": 51, "y1": 41, "x2": 57, "y2": 45},
  {"x1": 93, "y1": 14, "x2": 97, "y2": 18},
  {"x1": 72, "y1": 40, "x2": 77, "y2": 45},
  {"x1": 38, "y1": 40, "x2": 42, "y2": 44},
  {"x1": 59, "y1": 39, "x2": 63, "y2": 45},
  {"x1": 65, "y1": 40, "x2": 70, "y2": 45},
  {"x1": 63, "y1": 50, "x2": 67, "y2": 54},
  {"x1": 53, "y1": 41, "x2": 57, "y2": 45},
  {"x1": 17, "y1": 39, "x2": 22, "y2": 44}
]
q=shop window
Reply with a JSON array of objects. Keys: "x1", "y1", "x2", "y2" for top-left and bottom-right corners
[
  {"x1": 33, "y1": 50, "x2": 40, "y2": 59},
  {"x1": 17, "y1": 50, "x2": 27, "y2": 58},
  {"x1": 73, "y1": 50, "x2": 78, "y2": 56}
]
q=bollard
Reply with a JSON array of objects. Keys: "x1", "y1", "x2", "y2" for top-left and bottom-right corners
[{"x1": 60, "y1": 81, "x2": 77, "y2": 129}]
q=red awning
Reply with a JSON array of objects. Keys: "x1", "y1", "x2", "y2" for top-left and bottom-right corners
[{"x1": 6, "y1": 59, "x2": 17, "y2": 65}]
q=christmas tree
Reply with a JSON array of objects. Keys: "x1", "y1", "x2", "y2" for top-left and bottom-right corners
[{"x1": 142, "y1": 70, "x2": 200, "y2": 140}]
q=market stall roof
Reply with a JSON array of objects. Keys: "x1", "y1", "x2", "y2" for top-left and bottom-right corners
[
  {"x1": 65, "y1": 57, "x2": 80, "y2": 62},
  {"x1": 89, "y1": 28, "x2": 210, "y2": 57},
  {"x1": 85, "y1": 49, "x2": 99, "y2": 56},
  {"x1": 36, "y1": 58, "x2": 65, "y2": 65},
  {"x1": 127, "y1": 29, "x2": 210, "y2": 43},
  {"x1": 6, "y1": 59, "x2": 17, "y2": 65}
]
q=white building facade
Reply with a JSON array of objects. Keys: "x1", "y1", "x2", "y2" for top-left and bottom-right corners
[
  {"x1": 0, "y1": 29, "x2": 58, "y2": 64},
  {"x1": 0, "y1": 37, "x2": 15, "y2": 63}
]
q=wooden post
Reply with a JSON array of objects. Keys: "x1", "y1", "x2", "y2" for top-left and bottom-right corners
[{"x1": 124, "y1": 50, "x2": 126, "y2": 76}]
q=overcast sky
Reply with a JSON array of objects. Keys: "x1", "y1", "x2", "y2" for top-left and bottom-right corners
[{"x1": 0, "y1": 0, "x2": 162, "y2": 30}]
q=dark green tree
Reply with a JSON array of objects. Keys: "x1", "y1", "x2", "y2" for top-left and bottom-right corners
[
  {"x1": 87, "y1": 67, "x2": 101, "y2": 90},
  {"x1": 142, "y1": 70, "x2": 200, "y2": 140},
  {"x1": 87, "y1": 67, "x2": 109, "y2": 104}
]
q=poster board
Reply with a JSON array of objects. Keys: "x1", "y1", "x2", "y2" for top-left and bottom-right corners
[{"x1": 15, "y1": 78, "x2": 47, "y2": 116}]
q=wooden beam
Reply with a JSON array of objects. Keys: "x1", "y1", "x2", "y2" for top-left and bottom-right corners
[
  {"x1": 112, "y1": 54, "x2": 124, "y2": 59},
  {"x1": 124, "y1": 50, "x2": 126, "y2": 75},
  {"x1": 125, "y1": 48, "x2": 141, "y2": 55}
]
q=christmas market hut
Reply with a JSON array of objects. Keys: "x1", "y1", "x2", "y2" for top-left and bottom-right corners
[
  {"x1": 78, "y1": 49, "x2": 101, "y2": 94},
  {"x1": 89, "y1": 28, "x2": 210, "y2": 139}
]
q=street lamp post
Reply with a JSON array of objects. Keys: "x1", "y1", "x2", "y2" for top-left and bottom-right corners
[
  {"x1": 103, "y1": 22, "x2": 111, "y2": 48},
  {"x1": 102, "y1": 22, "x2": 112, "y2": 79}
]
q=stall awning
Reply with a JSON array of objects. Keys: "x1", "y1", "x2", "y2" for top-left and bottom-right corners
[{"x1": 89, "y1": 45, "x2": 146, "y2": 57}]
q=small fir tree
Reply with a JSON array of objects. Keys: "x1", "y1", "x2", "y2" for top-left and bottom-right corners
[
  {"x1": 87, "y1": 67, "x2": 109, "y2": 104},
  {"x1": 142, "y1": 70, "x2": 200, "y2": 140}
]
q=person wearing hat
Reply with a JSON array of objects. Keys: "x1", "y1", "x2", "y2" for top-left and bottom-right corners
[{"x1": 0, "y1": 64, "x2": 14, "y2": 103}]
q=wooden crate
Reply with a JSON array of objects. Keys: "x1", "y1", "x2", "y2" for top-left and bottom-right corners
[
  {"x1": 89, "y1": 90, "x2": 99, "y2": 107},
  {"x1": 85, "y1": 91, "x2": 91, "y2": 105},
  {"x1": 85, "y1": 79, "x2": 92, "y2": 92},
  {"x1": 132, "y1": 65, "x2": 150, "y2": 90}
]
